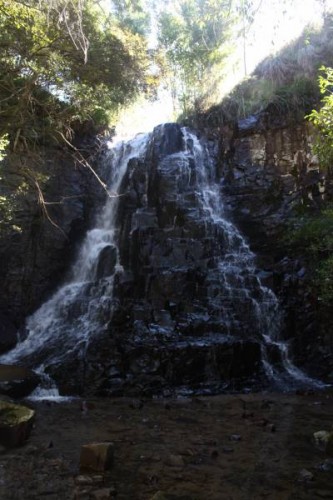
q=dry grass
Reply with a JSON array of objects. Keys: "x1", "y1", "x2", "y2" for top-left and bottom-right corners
[{"x1": 192, "y1": 13, "x2": 333, "y2": 126}]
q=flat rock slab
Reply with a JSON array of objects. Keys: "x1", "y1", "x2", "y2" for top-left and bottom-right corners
[
  {"x1": 0, "y1": 400, "x2": 35, "y2": 447},
  {"x1": 80, "y1": 442, "x2": 114, "y2": 472},
  {"x1": 0, "y1": 364, "x2": 40, "y2": 398}
]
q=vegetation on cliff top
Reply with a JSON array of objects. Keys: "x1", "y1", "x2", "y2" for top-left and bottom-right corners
[
  {"x1": 0, "y1": 0, "x2": 157, "y2": 233},
  {"x1": 0, "y1": 0, "x2": 154, "y2": 151},
  {"x1": 286, "y1": 65, "x2": 333, "y2": 305}
]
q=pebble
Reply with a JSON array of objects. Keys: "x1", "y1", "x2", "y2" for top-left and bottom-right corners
[
  {"x1": 164, "y1": 454, "x2": 185, "y2": 467},
  {"x1": 298, "y1": 469, "x2": 314, "y2": 482},
  {"x1": 316, "y1": 459, "x2": 333, "y2": 472},
  {"x1": 229, "y1": 434, "x2": 242, "y2": 442},
  {"x1": 130, "y1": 399, "x2": 143, "y2": 410},
  {"x1": 75, "y1": 475, "x2": 104, "y2": 485},
  {"x1": 90, "y1": 488, "x2": 115, "y2": 499},
  {"x1": 222, "y1": 446, "x2": 234, "y2": 454}
]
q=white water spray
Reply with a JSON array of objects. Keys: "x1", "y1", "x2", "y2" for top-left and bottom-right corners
[{"x1": 0, "y1": 133, "x2": 150, "y2": 398}]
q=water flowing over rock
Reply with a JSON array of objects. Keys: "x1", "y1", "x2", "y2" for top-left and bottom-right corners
[{"x1": 0, "y1": 124, "x2": 322, "y2": 397}]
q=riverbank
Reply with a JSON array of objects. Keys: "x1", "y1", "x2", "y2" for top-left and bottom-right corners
[{"x1": 0, "y1": 390, "x2": 332, "y2": 499}]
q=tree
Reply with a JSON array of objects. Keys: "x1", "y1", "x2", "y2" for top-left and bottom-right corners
[
  {"x1": 111, "y1": 0, "x2": 151, "y2": 36},
  {"x1": 158, "y1": 0, "x2": 234, "y2": 115},
  {"x1": 0, "y1": 0, "x2": 155, "y2": 233},
  {"x1": 307, "y1": 66, "x2": 333, "y2": 172},
  {"x1": 0, "y1": 0, "x2": 152, "y2": 151}
]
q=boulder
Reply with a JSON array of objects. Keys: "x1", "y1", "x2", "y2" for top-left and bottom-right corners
[
  {"x1": 0, "y1": 400, "x2": 35, "y2": 447},
  {"x1": 0, "y1": 364, "x2": 40, "y2": 398},
  {"x1": 313, "y1": 430, "x2": 333, "y2": 456},
  {"x1": 80, "y1": 442, "x2": 114, "y2": 472},
  {"x1": 96, "y1": 245, "x2": 117, "y2": 280}
]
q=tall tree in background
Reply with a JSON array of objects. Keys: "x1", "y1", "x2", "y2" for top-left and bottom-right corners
[
  {"x1": 111, "y1": 0, "x2": 151, "y2": 36},
  {"x1": 158, "y1": 0, "x2": 234, "y2": 115}
]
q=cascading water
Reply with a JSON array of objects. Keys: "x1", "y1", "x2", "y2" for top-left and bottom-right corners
[
  {"x1": 181, "y1": 128, "x2": 323, "y2": 390},
  {"x1": 0, "y1": 124, "x2": 324, "y2": 396},
  {"x1": 0, "y1": 132, "x2": 151, "y2": 397}
]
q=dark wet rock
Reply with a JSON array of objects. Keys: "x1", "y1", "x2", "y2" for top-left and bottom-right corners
[
  {"x1": 0, "y1": 141, "x2": 101, "y2": 328},
  {"x1": 0, "y1": 400, "x2": 35, "y2": 447},
  {"x1": 0, "y1": 364, "x2": 40, "y2": 398},
  {"x1": 96, "y1": 245, "x2": 117, "y2": 280},
  {"x1": 298, "y1": 469, "x2": 314, "y2": 482},
  {"x1": 316, "y1": 459, "x2": 333, "y2": 472},
  {"x1": 80, "y1": 442, "x2": 114, "y2": 472},
  {"x1": 0, "y1": 312, "x2": 17, "y2": 354}
]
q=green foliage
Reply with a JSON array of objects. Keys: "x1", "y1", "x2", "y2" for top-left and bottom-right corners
[
  {"x1": 269, "y1": 77, "x2": 319, "y2": 117},
  {"x1": 218, "y1": 75, "x2": 319, "y2": 121},
  {"x1": 307, "y1": 66, "x2": 333, "y2": 170},
  {"x1": 288, "y1": 207, "x2": 333, "y2": 302},
  {"x1": 158, "y1": 0, "x2": 234, "y2": 115},
  {"x1": 0, "y1": 0, "x2": 153, "y2": 152},
  {"x1": 111, "y1": 0, "x2": 151, "y2": 36},
  {"x1": 0, "y1": 0, "x2": 156, "y2": 235}
]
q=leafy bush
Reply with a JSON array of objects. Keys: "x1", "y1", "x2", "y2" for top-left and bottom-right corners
[
  {"x1": 307, "y1": 66, "x2": 333, "y2": 171},
  {"x1": 288, "y1": 206, "x2": 333, "y2": 302}
]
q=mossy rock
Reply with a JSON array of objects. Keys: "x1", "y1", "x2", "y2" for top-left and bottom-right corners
[{"x1": 0, "y1": 400, "x2": 35, "y2": 447}]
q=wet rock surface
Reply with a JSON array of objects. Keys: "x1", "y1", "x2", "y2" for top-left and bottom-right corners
[
  {"x1": 83, "y1": 123, "x2": 275, "y2": 397},
  {"x1": 210, "y1": 115, "x2": 333, "y2": 382},
  {"x1": 0, "y1": 391, "x2": 332, "y2": 499},
  {"x1": 0, "y1": 144, "x2": 102, "y2": 329},
  {"x1": 0, "y1": 364, "x2": 40, "y2": 399},
  {"x1": 1, "y1": 120, "x2": 331, "y2": 395}
]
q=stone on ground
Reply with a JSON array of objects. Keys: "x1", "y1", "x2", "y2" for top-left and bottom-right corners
[
  {"x1": 80, "y1": 442, "x2": 114, "y2": 472},
  {"x1": 0, "y1": 399, "x2": 35, "y2": 447}
]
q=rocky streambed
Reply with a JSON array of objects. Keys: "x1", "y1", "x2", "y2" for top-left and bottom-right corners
[{"x1": 0, "y1": 390, "x2": 332, "y2": 499}]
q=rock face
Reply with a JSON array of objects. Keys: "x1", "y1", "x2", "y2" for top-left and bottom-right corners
[
  {"x1": 0, "y1": 364, "x2": 40, "y2": 398},
  {"x1": 0, "y1": 400, "x2": 35, "y2": 447},
  {"x1": 0, "y1": 312, "x2": 17, "y2": 354},
  {"x1": 0, "y1": 143, "x2": 103, "y2": 332},
  {"x1": 10, "y1": 124, "x2": 278, "y2": 397},
  {"x1": 0, "y1": 119, "x2": 331, "y2": 395},
  {"x1": 203, "y1": 111, "x2": 333, "y2": 382},
  {"x1": 77, "y1": 124, "x2": 279, "y2": 396}
]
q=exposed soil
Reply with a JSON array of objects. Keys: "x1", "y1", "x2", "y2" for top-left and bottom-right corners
[{"x1": 0, "y1": 390, "x2": 332, "y2": 499}]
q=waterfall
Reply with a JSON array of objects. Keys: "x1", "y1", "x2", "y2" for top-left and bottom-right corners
[
  {"x1": 0, "y1": 124, "x2": 324, "y2": 396},
  {"x1": 0, "y1": 132, "x2": 151, "y2": 396},
  {"x1": 182, "y1": 128, "x2": 324, "y2": 390}
]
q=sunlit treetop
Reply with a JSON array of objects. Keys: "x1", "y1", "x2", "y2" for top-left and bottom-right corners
[{"x1": 0, "y1": 0, "x2": 155, "y2": 151}]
